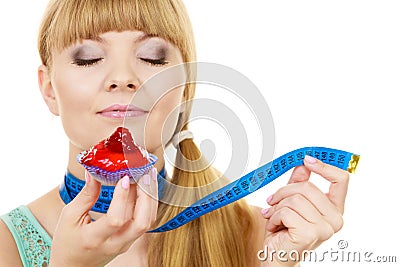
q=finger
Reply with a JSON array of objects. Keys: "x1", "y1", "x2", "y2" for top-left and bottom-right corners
[
  {"x1": 303, "y1": 155, "x2": 350, "y2": 213},
  {"x1": 268, "y1": 181, "x2": 337, "y2": 217},
  {"x1": 288, "y1": 166, "x2": 311, "y2": 184},
  {"x1": 103, "y1": 170, "x2": 159, "y2": 249},
  {"x1": 265, "y1": 192, "x2": 344, "y2": 232},
  {"x1": 65, "y1": 171, "x2": 101, "y2": 222},
  {"x1": 266, "y1": 206, "x2": 335, "y2": 243},
  {"x1": 265, "y1": 206, "x2": 309, "y2": 233},
  {"x1": 107, "y1": 175, "x2": 131, "y2": 223},
  {"x1": 87, "y1": 176, "x2": 131, "y2": 239},
  {"x1": 263, "y1": 194, "x2": 321, "y2": 224},
  {"x1": 132, "y1": 171, "x2": 158, "y2": 232},
  {"x1": 112, "y1": 171, "x2": 158, "y2": 244},
  {"x1": 124, "y1": 183, "x2": 137, "y2": 220}
]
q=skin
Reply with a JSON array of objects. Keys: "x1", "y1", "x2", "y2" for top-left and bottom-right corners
[
  {"x1": 42, "y1": 31, "x2": 187, "y2": 178},
  {"x1": 260, "y1": 156, "x2": 349, "y2": 266},
  {"x1": 0, "y1": 31, "x2": 350, "y2": 267}
]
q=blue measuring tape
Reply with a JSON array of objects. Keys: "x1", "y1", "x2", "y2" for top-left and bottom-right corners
[
  {"x1": 148, "y1": 146, "x2": 359, "y2": 233},
  {"x1": 59, "y1": 167, "x2": 166, "y2": 213},
  {"x1": 59, "y1": 147, "x2": 359, "y2": 232}
]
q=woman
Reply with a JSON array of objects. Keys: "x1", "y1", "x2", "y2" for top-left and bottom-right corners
[{"x1": 0, "y1": 0, "x2": 349, "y2": 266}]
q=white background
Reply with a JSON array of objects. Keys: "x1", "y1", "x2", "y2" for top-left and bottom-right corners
[{"x1": 0, "y1": 1, "x2": 399, "y2": 266}]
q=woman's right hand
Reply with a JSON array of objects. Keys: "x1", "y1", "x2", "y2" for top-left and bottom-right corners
[{"x1": 49, "y1": 168, "x2": 158, "y2": 267}]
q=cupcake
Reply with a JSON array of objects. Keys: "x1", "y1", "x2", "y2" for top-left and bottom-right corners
[{"x1": 77, "y1": 126, "x2": 157, "y2": 184}]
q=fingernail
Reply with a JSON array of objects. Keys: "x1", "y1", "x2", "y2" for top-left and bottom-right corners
[
  {"x1": 85, "y1": 171, "x2": 90, "y2": 184},
  {"x1": 121, "y1": 176, "x2": 130, "y2": 189},
  {"x1": 266, "y1": 195, "x2": 273, "y2": 204},
  {"x1": 151, "y1": 168, "x2": 157, "y2": 181},
  {"x1": 143, "y1": 174, "x2": 151, "y2": 185},
  {"x1": 305, "y1": 155, "x2": 317, "y2": 164},
  {"x1": 261, "y1": 207, "x2": 269, "y2": 215}
]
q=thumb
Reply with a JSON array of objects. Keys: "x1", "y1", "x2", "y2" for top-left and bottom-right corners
[
  {"x1": 66, "y1": 171, "x2": 101, "y2": 220},
  {"x1": 287, "y1": 165, "x2": 311, "y2": 184}
]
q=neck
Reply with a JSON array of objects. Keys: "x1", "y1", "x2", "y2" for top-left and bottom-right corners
[{"x1": 67, "y1": 142, "x2": 166, "y2": 182}]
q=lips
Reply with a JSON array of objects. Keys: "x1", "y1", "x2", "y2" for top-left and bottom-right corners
[{"x1": 98, "y1": 104, "x2": 148, "y2": 119}]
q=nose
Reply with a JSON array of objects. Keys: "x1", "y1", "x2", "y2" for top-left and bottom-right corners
[
  {"x1": 105, "y1": 63, "x2": 139, "y2": 92},
  {"x1": 107, "y1": 80, "x2": 136, "y2": 91}
]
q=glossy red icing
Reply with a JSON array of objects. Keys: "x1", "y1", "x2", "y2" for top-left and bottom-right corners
[{"x1": 80, "y1": 127, "x2": 149, "y2": 172}]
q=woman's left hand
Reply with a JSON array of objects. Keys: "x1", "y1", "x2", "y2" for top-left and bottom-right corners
[{"x1": 260, "y1": 155, "x2": 350, "y2": 267}]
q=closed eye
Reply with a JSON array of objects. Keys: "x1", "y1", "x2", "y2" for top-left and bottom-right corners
[
  {"x1": 73, "y1": 58, "x2": 103, "y2": 67},
  {"x1": 140, "y1": 58, "x2": 168, "y2": 66}
]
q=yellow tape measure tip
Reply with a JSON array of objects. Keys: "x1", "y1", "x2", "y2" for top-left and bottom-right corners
[{"x1": 347, "y1": 154, "x2": 360, "y2": 173}]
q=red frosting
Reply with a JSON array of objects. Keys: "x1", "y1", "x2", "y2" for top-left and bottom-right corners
[{"x1": 80, "y1": 127, "x2": 149, "y2": 172}]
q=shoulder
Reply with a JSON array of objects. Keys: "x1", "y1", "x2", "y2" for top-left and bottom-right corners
[{"x1": 0, "y1": 218, "x2": 23, "y2": 266}]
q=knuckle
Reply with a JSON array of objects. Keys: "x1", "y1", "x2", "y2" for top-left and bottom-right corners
[
  {"x1": 303, "y1": 228, "x2": 318, "y2": 245},
  {"x1": 265, "y1": 205, "x2": 275, "y2": 218},
  {"x1": 277, "y1": 206, "x2": 291, "y2": 218},
  {"x1": 271, "y1": 188, "x2": 282, "y2": 201},
  {"x1": 60, "y1": 204, "x2": 74, "y2": 218},
  {"x1": 326, "y1": 226, "x2": 335, "y2": 240},
  {"x1": 290, "y1": 194, "x2": 304, "y2": 204},
  {"x1": 81, "y1": 187, "x2": 92, "y2": 198},
  {"x1": 81, "y1": 235, "x2": 98, "y2": 251},
  {"x1": 307, "y1": 181, "x2": 319, "y2": 191},
  {"x1": 334, "y1": 168, "x2": 350, "y2": 183},
  {"x1": 281, "y1": 194, "x2": 301, "y2": 208},
  {"x1": 320, "y1": 223, "x2": 335, "y2": 241},
  {"x1": 326, "y1": 164, "x2": 350, "y2": 183},
  {"x1": 134, "y1": 220, "x2": 152, "y2": 234},
  {"x1": 341, "y1": 172, "x2": 350, "y2": 183},
  {"x1": 279, "y1": 197, "x2": 290, "y2": 207},
  {"x1": 320, "y1": 160, "x2": 327, "y2": 171},
  {"x1": 107, "y1": 217, "x2": 126, "y2": 228},
  {"x1": 300, "y1": 181, "x2": 312, "y2": 192},
  {"x1": 333, "y1": 215, "x2": 344, "y2": 232},
  {"x1": 298, "y1": 166, "x2": 310, "y2": 176}
]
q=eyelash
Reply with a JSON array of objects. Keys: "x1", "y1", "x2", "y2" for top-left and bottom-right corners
[
  {"x1": 73, "y1": 58, "x2": 103, "y2": 67},
  {"x1": 72, "y1": 57, "x2": 168, "y2": 67},
  {"x1": 140, "y1": 58, "x2": 168, "y2": 66}
]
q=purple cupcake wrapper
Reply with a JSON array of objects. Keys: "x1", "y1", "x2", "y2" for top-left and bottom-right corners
[{"x1": 77, "y1": 153, "x2": 158, "y2": 185}]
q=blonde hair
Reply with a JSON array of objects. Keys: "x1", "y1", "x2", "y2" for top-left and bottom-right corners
[{"x1": 38, "y1": 0, "x2": 257, "y2": 266}]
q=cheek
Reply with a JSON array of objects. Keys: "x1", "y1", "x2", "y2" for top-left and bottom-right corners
[
  {"x1": 56, "y1": 85, "x2": 92, "y2": 114},
  {"x1": 52, "y1": 69, "x2": 101, "y2": 149},
  {"x1": 142, "y1": 87, "x2": 184, "y2": 152}
]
